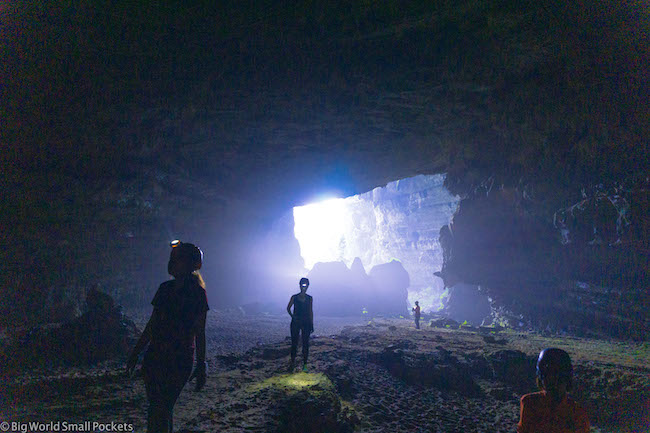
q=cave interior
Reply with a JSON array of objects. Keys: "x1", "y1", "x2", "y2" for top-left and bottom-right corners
[{"x1": 2, "y1": 0, "x2": 648, "y2": 340}]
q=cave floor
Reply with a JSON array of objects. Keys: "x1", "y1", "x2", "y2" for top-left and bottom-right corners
[{"x1": 2, "y1": 313, "x2": 648, "y2": 433}]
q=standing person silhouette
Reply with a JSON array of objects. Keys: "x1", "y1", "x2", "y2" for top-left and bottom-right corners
[
  {"x1": 126, "y1": 240, "x2": 209, "y2": 433},
  {"x1": 286, "y1": 277, "x2": 313, "y2": 372},
  {"x1": 412, "y1": 301, "x2": 421, "y2": 329},
  {"x1": 517, "y1": 348, "x2": 589, "y2": 433}
]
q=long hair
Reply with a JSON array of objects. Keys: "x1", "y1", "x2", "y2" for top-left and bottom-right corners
[{"x1": 191, "y1": 270, "x2": 206, "y2": 289}]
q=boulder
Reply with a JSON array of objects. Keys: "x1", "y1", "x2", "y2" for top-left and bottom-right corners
[
  {"x1": 325, "y1": 360, "x2": 357, "y2": 399},
  {"x1": 258, "y1": 346, "x2": 291, "y2": 360},
  {"x1": 429, "y1": 318, "x2": 459, "y2": 328},
  {"x1": 371, "y1": 347, "x2": 482, "y2": 397},
  {"x1": 55, "y1": 287, "x2": 138, "y2": 365},
  {"x1": 275, "y1": 388, "x2": 355, "y2": 433},
  {"x1": 307, "y1": 258, "x2": 410, "y2": 317},
  {"x1": 486, "y1": 350, "x2": 537, "y2": 393},
  {"x1": 308, "y1": 261, "x2": 367, "y2": 316},
  {"x1": 439, "y1": 283, "x2": 491, "y2": 326},
  {"x1": 251, "y1": 373, "x2": 356, "y2": 433},
  {"x1": 367, "y1": 260, "x2": 410, "y2": 316},
  {"x1": 0, "y1": 287, "x2": 138, "y2": 373}
]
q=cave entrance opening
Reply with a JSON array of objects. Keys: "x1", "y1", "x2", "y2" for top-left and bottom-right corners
[
  {"x1": 292, "y1": 174, "x2": 460, "y2": 314},
  {"x1": 293, "y1": 197, "x2": 348, "y2": 270}
]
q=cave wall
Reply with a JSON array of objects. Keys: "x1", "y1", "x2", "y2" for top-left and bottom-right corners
[
  {"x1": 357, "y1": 174, "x2": 460, "y2": 311},
  {"x1": 439, "y1": 174, "x2": 650, "y2": 339},
  {"x1": 2, "y1": 1, "x2": 647, "y2": 335}
]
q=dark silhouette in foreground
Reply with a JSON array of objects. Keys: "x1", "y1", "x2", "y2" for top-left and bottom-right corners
[
  {"x1": 517, "y1": 348, "x2": 589, "y2": 433},
  {"x1": 412, "y1": 301, "x2": 421, "y2": 329},
  {"x1": 126, "y1": 241, "x2": 209, "y2": 433},
  {"x1": 286, "y1": 277, "x2": 314, "y2": 372}
]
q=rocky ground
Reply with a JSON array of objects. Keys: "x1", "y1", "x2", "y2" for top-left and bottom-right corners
[{"x1": 1, "y1": 311, "x2": 648, "y2": 432}]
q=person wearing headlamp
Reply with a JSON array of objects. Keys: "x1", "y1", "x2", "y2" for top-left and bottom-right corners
[
  {"x1": 286, "y1": 277, "x2": 314, "y2": 372},
  {"x1": 517, "y1": 348, "x2": 589, "y2": 433},
  {"x1": 126, "y1": 240, "x2": 210, "y2": 433}
]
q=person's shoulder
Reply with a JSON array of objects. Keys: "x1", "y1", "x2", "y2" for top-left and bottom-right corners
[
  {"x1": 152, "y1": 280, "x2": 174, "y2": 306},
  {"x1": 306, "y1": 294, "x2": 313, "y2": 299},
  {"x1": 156, "y1": 280, "x2": 175, "y2": 293},
  {"x1": 521, "y1": 391, "x2": 545, "y2": 405}
]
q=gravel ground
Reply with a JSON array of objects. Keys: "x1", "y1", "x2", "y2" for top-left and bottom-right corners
[
  {"x1": 124, "y1": 307, "x2": 370, "y2": 357},
  {"x1": 3, "y1": 313, "x2": 648, "y2": 432}
]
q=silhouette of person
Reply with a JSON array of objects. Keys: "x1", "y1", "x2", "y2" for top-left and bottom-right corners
[
  {"x1": 517, "y1": 348, "x2": 589, "y2": 433},
  {"x1": 126, "y1": 240, "x2": 209, "y2": 433},
  {"x1": 412, "y1": 301, "x2": 421, "y2": 329},
  {"x1": 286, "y1": 277, "x2": 313, "y2": 372}
]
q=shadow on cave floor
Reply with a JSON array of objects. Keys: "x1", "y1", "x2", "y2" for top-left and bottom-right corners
[{"x1": 2, "y1": 313, "x2": 648, "y2": 433}]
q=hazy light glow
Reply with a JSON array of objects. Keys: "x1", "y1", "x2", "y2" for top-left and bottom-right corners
[
  {"x1": 293, "y1": 198, "x2": 348, "y2": 269},
  {"x1": 247, "y1": 373, "x2": 331, "y2": 392}
]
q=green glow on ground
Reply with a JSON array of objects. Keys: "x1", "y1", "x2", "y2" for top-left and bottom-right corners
[{"x1": 247, "y1": 372, "x2": 333, "y2": 393}]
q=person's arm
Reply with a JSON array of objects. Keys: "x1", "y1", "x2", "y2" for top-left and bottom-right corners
[
  {"x1": 126, "y1": 309, "x2": 158, "y2": 374},
  {"x1": 286, "y1": 295, "x2": 294, "y2": 318},
  {"x1": 189, "y1": 311, "x2": 207, "y2": 391},
  {"x1": 309, "y1": 297, "x2": 314, "y2": 333},
  {"x1": 516, "y1": 396, "x2": 530, "y2": 433},
  {"x1": 194, "y1": 311, "x2": 207, "y2": 363}
]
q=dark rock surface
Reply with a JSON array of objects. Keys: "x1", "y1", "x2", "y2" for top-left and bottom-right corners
[
  {"x1": 0, "y1": 288, "x2": 138, "y2": 375},
  {"x1": 275, "y1": 387, "x2": 355, "y2": 433},
  {"x1": 2, "y1": 1, "x2": 647, "y2": 343},
  {"x1": 325, "y1": 360, "x2": 357, "y2": 399},
  {"x1": 3, "y1": 316, "x2": 649, "y2": 432},
  {"x1": 438, "y1": 177, "x2": 650, "y2": 340},
  {"x1": 371, "y1": 345, "x2": 483, "y2": 397},
  {"x1": 487, "y1": 350, "x2": 537, "y2": 394},
  {"x1": 439, "y1": 283, "x2": 492, "y2": 326},
  {"x1": 430, "y1": 318, "x2": 460, "y2": 329}
]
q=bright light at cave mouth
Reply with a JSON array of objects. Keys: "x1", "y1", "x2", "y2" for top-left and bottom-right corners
[{"x1": 293, "y1": 198, "x2": 348, "y2": 269}]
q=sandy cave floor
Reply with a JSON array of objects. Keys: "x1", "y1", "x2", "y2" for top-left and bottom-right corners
[{"x1": 2, "y1": 311, "x2": 649, "y2": 433}]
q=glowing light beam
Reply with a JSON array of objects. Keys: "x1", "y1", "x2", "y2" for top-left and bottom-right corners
[{"x1": 293, "y1": 198, "x2": 348, "y2": 269}]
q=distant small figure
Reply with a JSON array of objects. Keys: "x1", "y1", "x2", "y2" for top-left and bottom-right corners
[
  {"x1": 126, "y1": 240, "x2": 210, "y2": 433},
  {"x1": 412, "y1": 301, "x2": 421, "y2": 329},
  {"x1": 517, "y1": 348, "x2": 589, "y2": 433},
  {"x1": 286, "y1": 277, "x2": 314, "y2": 372}
]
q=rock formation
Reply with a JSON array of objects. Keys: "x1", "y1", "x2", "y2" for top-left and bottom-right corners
[
  {"x1": 0, "y1": 287, "x2": 138, "y2": 374},
  {"x1": 306, "y1": 258, "x2": 410, "y2": 317},
  {"x1": 2, "y1": 1, "x2": 647, "y2": 340}
]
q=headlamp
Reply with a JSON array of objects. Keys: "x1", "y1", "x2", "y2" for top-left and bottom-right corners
[{"x1": 170, "y1": 240, "x2": 181, "y2": 248}]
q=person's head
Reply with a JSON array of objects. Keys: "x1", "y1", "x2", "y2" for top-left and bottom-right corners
[
  {"x1": 536, "y1": 348, "x2": 573, "y2": 401},
  {"x1": 299, "y1": 277, "x2": 309, "y2": 293},
  {"x1": 415, "y1": 301, "x2": 419, "y2": 306},
  {"x1": 168, "y1": 240, "x2": 203, "y2": 279}
]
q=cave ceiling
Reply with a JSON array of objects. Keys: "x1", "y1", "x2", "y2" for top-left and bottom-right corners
[{"x1": 2, "y1": 1, "x2": 648, "y2": 298}]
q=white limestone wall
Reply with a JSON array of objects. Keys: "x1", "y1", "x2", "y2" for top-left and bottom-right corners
[{"x1": 294, "y1": 174, "x2": 460, "y2": 313}]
